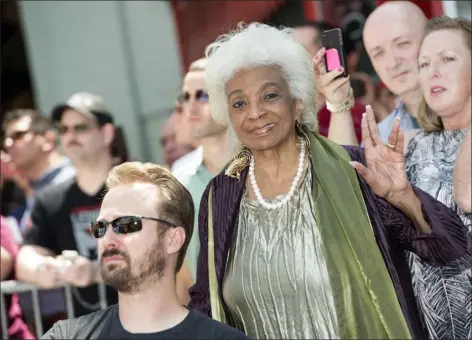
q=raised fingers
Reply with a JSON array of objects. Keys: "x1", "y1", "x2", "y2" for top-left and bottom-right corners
[
  {"x1": 387, "y1": 117, "x2": 401, "y2": 150},
  {"x1": 361, "y1": 112, "x2": 374, "y2": 149},
  {"x1": 313, "y1": 47, "x2": 327, "y2": 75},
  {"x1": 396, "y1": 127, "x2": 405, "y2": 156},
  {"x1": 328, "y1": 74, "x2": 350, "y2": 92},
  {"x1": 321, "y1": 67, "x2": 346, "y2": 87},
  {"x1": 366, "y1": 105, "x2": 382, "y2": 146}
]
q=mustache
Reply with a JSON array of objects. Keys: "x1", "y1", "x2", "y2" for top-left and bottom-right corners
[
  {"x1": 67, "y1": 140, "x2": 82, "y2": 147},
  {"x1": 101, "y1": 248, "x2": 129, "y2": 261}
]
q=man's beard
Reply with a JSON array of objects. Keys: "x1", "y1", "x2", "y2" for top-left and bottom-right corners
[
  {"x1": 100, "y1": 239, "x2": 166, "y2": 294},
  {"x1": 191, "y1": 120, "x2": 226, "y2": 140}
]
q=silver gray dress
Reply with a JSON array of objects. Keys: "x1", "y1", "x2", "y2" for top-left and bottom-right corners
[
  {"x1": 222, "y1": 167, "x2": 339, "y2": 339},
  {"x1": 405, "y1": 129, "x2": 472, "y2": 340}
]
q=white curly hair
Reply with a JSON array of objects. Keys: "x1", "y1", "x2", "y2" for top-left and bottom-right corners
[{"x1": 204, "y1": 22, "x2": 318, "y2": 152}]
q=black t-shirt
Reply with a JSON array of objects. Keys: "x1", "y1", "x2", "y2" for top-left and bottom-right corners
[
  {"x1": 24, "y1": 178, "x2": 118, "y2": 317},
  {"x1": 41, "y1": 305, "x2": 249, "y2": 339}
]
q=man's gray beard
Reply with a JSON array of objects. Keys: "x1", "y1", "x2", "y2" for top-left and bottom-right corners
[{"x1": 100, "y1": 240, "x2": 166, "y2": 294}]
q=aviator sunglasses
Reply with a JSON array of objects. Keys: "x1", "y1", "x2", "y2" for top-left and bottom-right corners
[
  {"x1": 90, "y1": 215, "x2": 177, "y2": 239},
  {"x1": 178, "y1": 89, "x2": 209, "y2": 103}
]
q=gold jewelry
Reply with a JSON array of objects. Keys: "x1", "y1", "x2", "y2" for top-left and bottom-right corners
[
  {"x1": 386, "y1": 143, "x2": 396, "y2": 151},
  {"x1": 295, "y1": 121, "x2": 310, "y2": 150},
  {"x1": 225, "y1": 146, "x2": 251, "y2": 180},
  {"x1": 226, "y1": 121, "x2": 311, "y2": 179},
  {"x1": 325, "y1": 87, "x2": 355, "y2": 113}
]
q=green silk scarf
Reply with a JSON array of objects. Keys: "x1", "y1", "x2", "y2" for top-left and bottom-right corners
[{"x1": 207, "y1": 129, "x2": 412, "y2": 339}]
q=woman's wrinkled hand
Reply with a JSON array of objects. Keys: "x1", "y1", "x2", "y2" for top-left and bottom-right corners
[
  {"x1": 350, "y1": 105, "x2": 411, "y2": 205},
  {"x1": 313, "y1": 47, "x2": 351, "y2": 106}
]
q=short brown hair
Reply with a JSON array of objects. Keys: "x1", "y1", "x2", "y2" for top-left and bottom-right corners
[
  {"x1": 2, "y1": 109, "x2": 54, "y2": 135},
  {"x1": 417, "y1": 16, "x2": 472, "y2": 132},
  {"x1": 105, "y1": 162, "x2": 194, "y2": 272}
]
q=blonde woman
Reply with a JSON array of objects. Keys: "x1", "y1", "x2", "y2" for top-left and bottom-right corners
[{"x1": 404, "y1": 16, "x2": 471, "y2": 340}]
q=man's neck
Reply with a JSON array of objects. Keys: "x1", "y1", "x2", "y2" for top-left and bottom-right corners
[
  {"x1": 201, "y1": 131, "x2": 229, "y2": 176},
  {"x1": 22, "y1": 152, "x2": 66, "y2": 182},
  {"x1": 400, "y1": 88, "x2": 423, "y2": 118},
  {"x1": 117, "y1": 278, "x2": 188, "y2": 334},
  {"x1": 75, "y1": 154, "x2": 113, "y2": 196}
]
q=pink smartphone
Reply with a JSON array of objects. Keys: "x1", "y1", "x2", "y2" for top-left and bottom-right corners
[{"x1": 322, "y1": 28, "x2": 348, "y2": 78}]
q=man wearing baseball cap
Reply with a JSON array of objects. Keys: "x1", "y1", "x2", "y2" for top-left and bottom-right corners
[{"x1": 16, "y1": 92, "x2": 119, "y2": 319}]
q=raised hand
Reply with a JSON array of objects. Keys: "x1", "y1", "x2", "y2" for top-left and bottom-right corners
[
  {"x1": 350, "y1": 105, "x2": 410, "y2": 204},
  {"x1": 313, "y1": 47, "x2": 351, "y2": 105},
  {"x1": 57, "y1": 252, "x2": 96, "y2": 288}
]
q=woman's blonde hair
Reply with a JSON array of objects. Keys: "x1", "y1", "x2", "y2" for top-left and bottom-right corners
[{"x1": 417, "y1": 16, "x2": 472, "y2": 132}]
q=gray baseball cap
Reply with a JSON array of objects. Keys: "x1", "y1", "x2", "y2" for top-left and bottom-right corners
[{"x1": 51, "y1": 92, "x2": 114, "y2": 124}]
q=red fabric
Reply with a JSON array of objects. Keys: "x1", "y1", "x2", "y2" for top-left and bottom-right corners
[
  {"x1": 1, "y1": 216, "x2": 35, "y2": 340},
  {"x1": 171, "y1": 0, "x2": 284, "y2": 71},
  {"x1": 317, "y1": 102, "x2": 365, "y2": 144}
]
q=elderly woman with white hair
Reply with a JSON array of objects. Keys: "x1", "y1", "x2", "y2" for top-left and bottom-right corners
[{"x1": 188, "y1": 23, "x2": 468, "y2": 340}]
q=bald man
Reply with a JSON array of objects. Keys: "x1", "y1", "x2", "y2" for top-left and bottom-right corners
[{"x1": 363, "y1": 1, "x2": 427, "y2": 143}]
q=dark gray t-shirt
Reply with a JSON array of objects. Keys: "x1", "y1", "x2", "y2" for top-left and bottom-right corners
[{"x1": 41, "y1": 305, "x2": 249, "y2": 340}]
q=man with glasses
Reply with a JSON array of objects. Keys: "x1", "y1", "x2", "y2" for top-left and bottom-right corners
[
  {"x1": 2, "y1": 109, "x2": 75, "y2": 235},
  {"x1": 2, "y1": 109, "x2": 75, "y2": 332},
  {"x1": 172, "y1": 58, "x2": 230, "y2": 283},
  {"x1": 41, "y1": 162, "x2": 247, "y2": 339},
  {"x1": 16, "y1": 92, "x2": 118, "y2": 320}
]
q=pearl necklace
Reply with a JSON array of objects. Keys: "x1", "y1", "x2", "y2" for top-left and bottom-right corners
[{"x1": 249, "y1": 138, "x2": 306, "y2": 210}]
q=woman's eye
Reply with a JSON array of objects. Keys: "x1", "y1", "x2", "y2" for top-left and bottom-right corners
[
  {"x1": 264, "y1": 93, "x2": 279, "y2": 100},
  {"x1": 232, "y1": 100, "x2": 245, "y2": 109}
]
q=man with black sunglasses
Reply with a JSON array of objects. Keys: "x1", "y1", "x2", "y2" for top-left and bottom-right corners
[
  {"x1": 173, "y1": 58, "x2": 230, "y2": 284},
  {"x1": 41, "y1": 162, "x2": 248, "y2": 339},
  {"x1": 16, "y1": 92, "x2": 119, "y2": 321},
  {"x1": 2, "y1": 109, "x2": 76, "y2": 330},
  {"x1": 2, "y1": 109, "x2": 76, "y2": 235}
]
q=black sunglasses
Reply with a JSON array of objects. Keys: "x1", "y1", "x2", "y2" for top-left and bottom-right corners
[
  {"x1": 4, "y1": 129, "x2": 33, "y2": 145},
  {"x1": 90, "y1": 215, "x2": 177, "y2": 239},
  {"x1": 178, "y1": 89, "x2": 209, "y2": 103}
]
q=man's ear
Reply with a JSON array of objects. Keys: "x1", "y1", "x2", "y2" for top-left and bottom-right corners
[
  {"x1": 42, "y1": 130, "x2": 58, "y2": 152},
  {"x1": 166, "y1": 226, "x2": 186, "y2": 256},
  {"x1": 102, "y1": 123, "x2": 115, "y2": 147}
]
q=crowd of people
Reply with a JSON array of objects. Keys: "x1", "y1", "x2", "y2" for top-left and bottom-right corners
[{"x1": 0, "y1": 0, "x2": 470, "y2": 340}]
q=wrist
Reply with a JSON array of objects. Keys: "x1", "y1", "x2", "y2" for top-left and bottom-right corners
[
  {"x1": 325, "y1": 87, "x2": 355, "y2": 113},
  {"x1": 388, "y1": 184, "x2": 416, "y2": 211}
]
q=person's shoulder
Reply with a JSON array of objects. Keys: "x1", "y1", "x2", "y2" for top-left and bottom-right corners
[
  {"x1": 188, "y1": 310, "x2": 249, "y2": 339},
  {"x1": 42, "y1": 305, "x2": 114, "y2": 339},
  {"x1": 172, "y1": 148, "x2": 202, "y2": 172},
  {"x1": 377, "y1": 110, "x2": 396, "y2": 128},
  {"x1": 34, "y1": 178, "x2": 75, "y2": 210},
  {"x1": 172, "y1": 149, "x2": 204, "y2": 182},
  {"x1": 52, "y1": 162, "x2": 76, "y2": 185},
  {"x1": 36, "y1": 177, "x2": 75, "y2": 200}
]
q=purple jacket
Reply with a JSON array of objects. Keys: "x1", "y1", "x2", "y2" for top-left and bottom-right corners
[{"x1": 189, "y1": 146, "x2": 468, "y2": 339}]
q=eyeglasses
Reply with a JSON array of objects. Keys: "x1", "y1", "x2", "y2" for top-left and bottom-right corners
[
  {"x1": 90, "y1": 215, "x2": 177, "y2": 239},
  {"x1": 58, "y1": 123, "x2": 91, "y2": 135},
  {"x1": 178, "y1": 89, "x2": 209, "y2": 103},
  {"x1": 3, "y1": 129, "x2": 33, "y2": 146}
]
